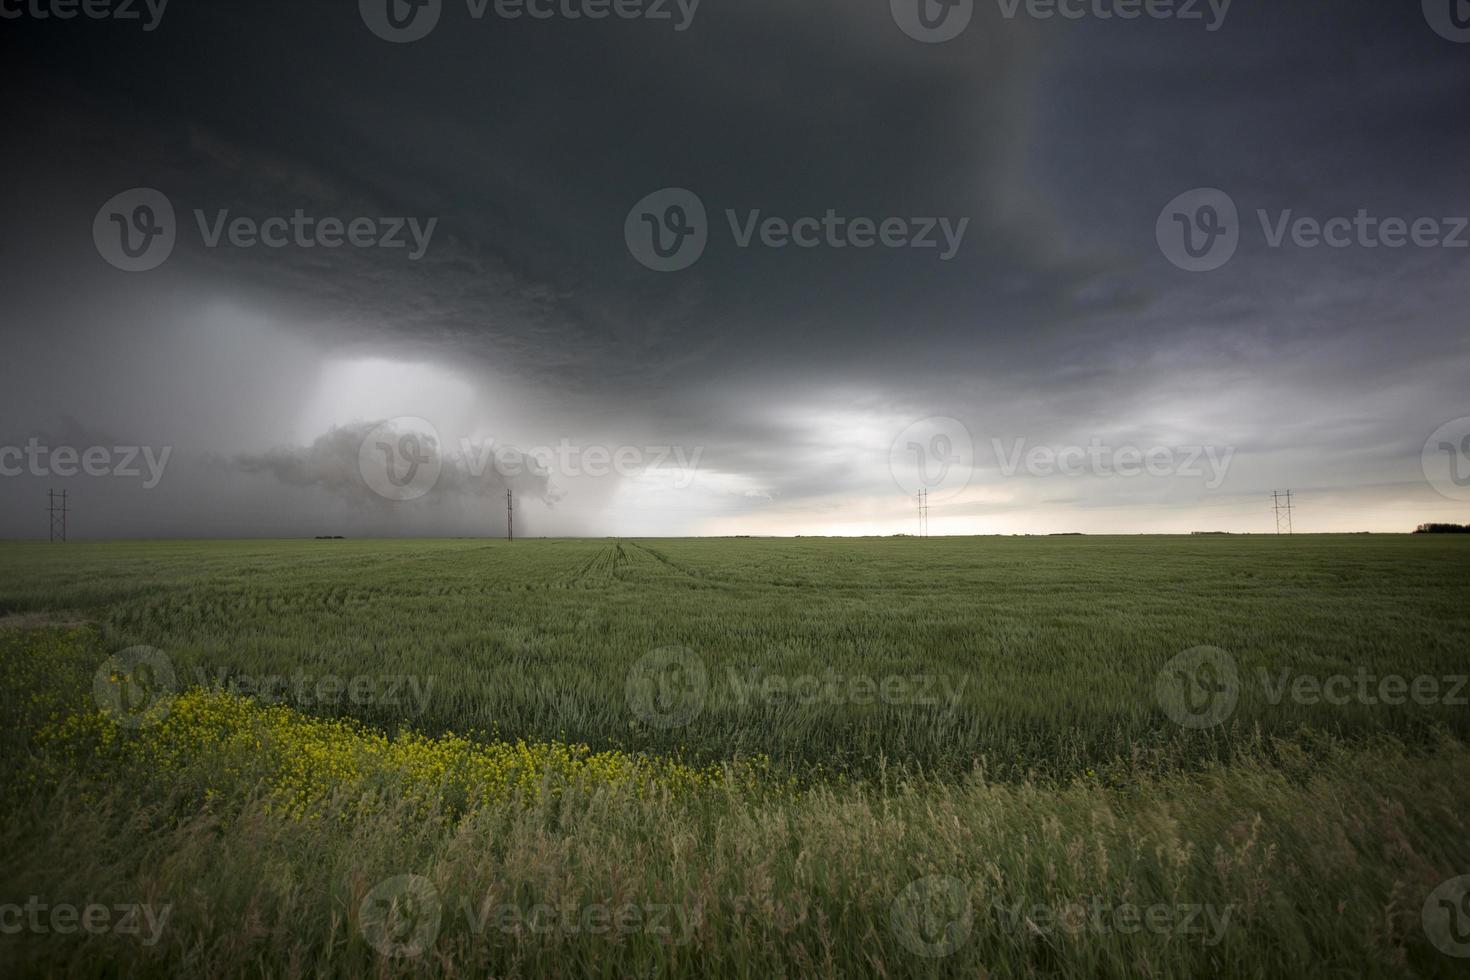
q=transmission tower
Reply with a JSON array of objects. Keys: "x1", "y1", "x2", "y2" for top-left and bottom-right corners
[
  {"x1": 916, "y1": 489, "x2": 929, "y2": 539},
  {"x1": 48, "y1": 489, "x2": 68, "y2": 542},
  {"x1": 506, "y1": 489, "x2": 513, "y2": 542},
  {"x1": 1271, "y1": 490, "x2": 1294, "y2": 535}
]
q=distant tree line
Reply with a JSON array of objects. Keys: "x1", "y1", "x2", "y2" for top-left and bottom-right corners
[{"x1": 1414, "y1": 523, "x2": 1469, "y2": 534}]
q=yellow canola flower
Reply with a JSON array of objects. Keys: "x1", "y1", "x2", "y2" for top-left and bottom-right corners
[{"x1": 35, "y1": 689, "x2": 765, "y2": 821}]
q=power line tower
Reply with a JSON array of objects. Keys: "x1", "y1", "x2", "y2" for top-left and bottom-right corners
[
  {"x1": 1271, "y1": 490, "x2": 1294, "y2": 535},
  {"x1": 48, "y1": 489, "x2": 68, "y2": 542},
  {"x1": 916, "y1": 489, "x2": 929, "y2": 539},
  {"x1": 506, "y1": 489, "x2": 513, "y2": 542}
]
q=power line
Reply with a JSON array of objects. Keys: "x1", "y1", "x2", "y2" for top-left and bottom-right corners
[
  {"x1": 48, "y1": 489, "x2": 68, "y2": 542},
  {"x1": 506, "y1": 489, "x2": 513, "y2": 542},
  {"x1": 1271, "y1": 489, "x2": 1294, "y2": 535},
  {"x1": 916, "y1": 489, "x2": 929, "y2": 539}
]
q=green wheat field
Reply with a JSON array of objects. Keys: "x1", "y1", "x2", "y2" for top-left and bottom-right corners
[{"x1": 2, "y1": 535, "x2": 1469, "y2": 977}]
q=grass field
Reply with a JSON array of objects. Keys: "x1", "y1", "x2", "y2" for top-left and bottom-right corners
[{"x1": 2, "y1": 536, "x2": 1469, "y2": 977}]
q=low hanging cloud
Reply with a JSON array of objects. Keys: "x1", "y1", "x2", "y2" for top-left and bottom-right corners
[{"x1": 233, "y1": 419, "x2": 553, "y2": 507}]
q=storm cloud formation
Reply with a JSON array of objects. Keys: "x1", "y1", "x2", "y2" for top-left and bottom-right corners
[
  {"x1": 233, "y1": 419, "x2": 552, "y2": 505},
  {"x1": 1, "y1": 1, "x2": 1467, "y2": 536}
]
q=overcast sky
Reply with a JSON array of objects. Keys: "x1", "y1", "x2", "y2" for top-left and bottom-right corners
[{"x1": 2, "y1": 0, "x2": 1468, "y2": 537}]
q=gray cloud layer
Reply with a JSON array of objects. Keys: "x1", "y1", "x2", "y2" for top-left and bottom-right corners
[{"x1": 2, "y1": 1, "x2": 1467, "y2": 535}]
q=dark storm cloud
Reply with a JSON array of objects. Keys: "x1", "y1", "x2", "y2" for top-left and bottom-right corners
[
  {"x1": 6, "y1": 0, "x2": 1077, "y2": 381},
  {"x1": 2, "y1": 1, "x2": 1468, "y2": 535}
]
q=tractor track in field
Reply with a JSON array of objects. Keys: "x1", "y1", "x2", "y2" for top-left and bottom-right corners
[
  {"x1": 623, "y1": 542, "x2": 722, "y2": 585},
  {"x1": 554, "y1": 541, "x2": 629, "y2": 588},
  {"x1": 546, "y1": 541, "x2": 719, "y2": 589}
]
